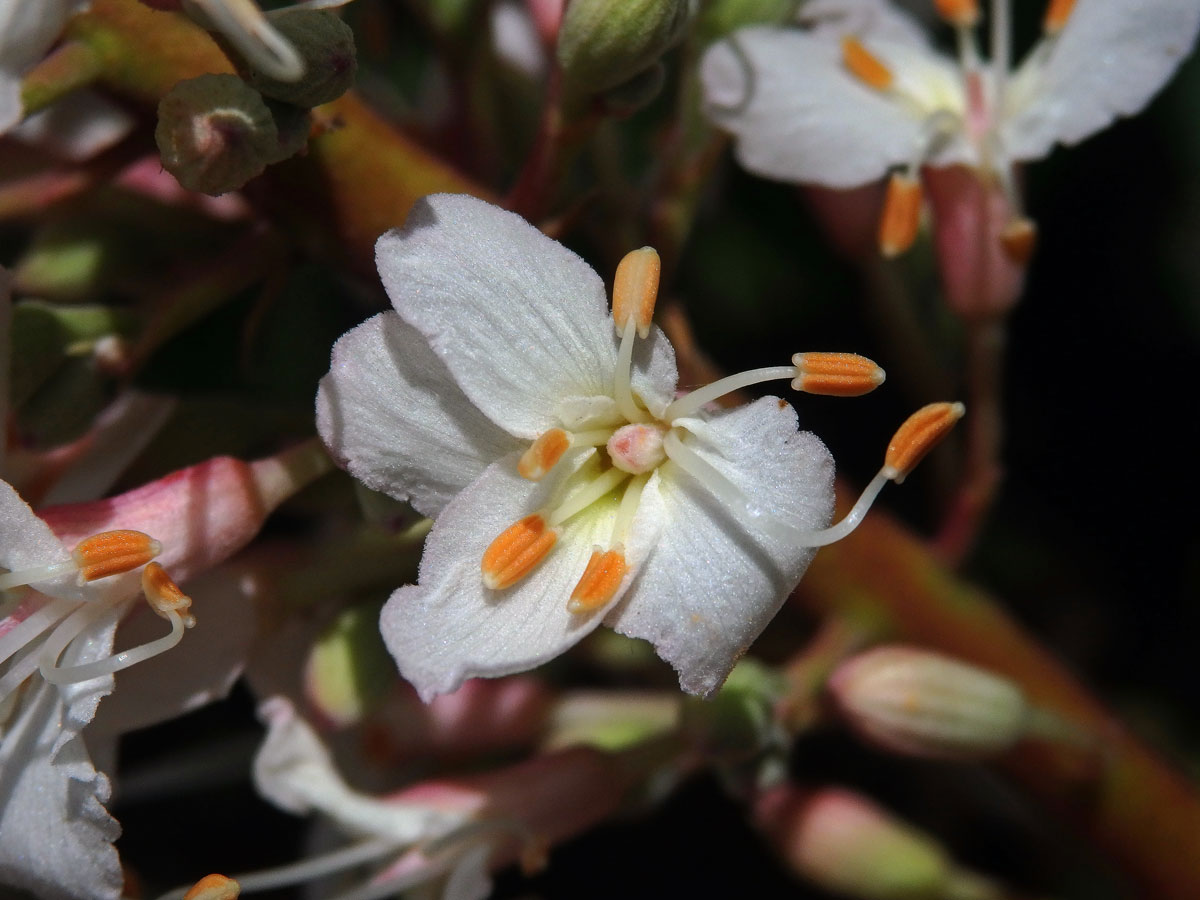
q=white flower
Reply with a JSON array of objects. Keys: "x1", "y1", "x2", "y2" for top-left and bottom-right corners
[
  {"x1": 0, "y1": 0, "x2": 89, "y2": 134},
  {"x1": 701, "y1": 0, "x2": 1200, "y2": 249},
  {"x1": 317, "y1": 194, "x2": 916, "y2": 701}
]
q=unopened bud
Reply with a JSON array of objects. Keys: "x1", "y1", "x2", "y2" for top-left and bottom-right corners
[
  {"x1": 829, "y1": 645, "x2": 1028, "y2": 760},
  {"x1": 239, "y1": 10, "x2": 357, "y2": 109},
  {"x1": 695, "y1": 0, "x2": 797, "y2": 43},
  {"x1": 596, "y1": 62, "x2": 667, "y2": 116},
  {"x1": 303, "y1": 602, "x2": 393, "y2": 728},
  {"x1": 756, "y1": 786, "x2": 1001, "y2": 900},
  {"x1": 557, "y1": 0, "x2": 694, "y2": 100},
  {"x1": 156, "y1": 75, "x2": 282, "y2": 196}
]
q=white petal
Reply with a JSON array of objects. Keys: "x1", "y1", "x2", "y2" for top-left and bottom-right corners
[
  {"x1": 88, "y1": 569, "x2": 255, "y2": 736},
  {"x1": 0, "y1": 75, "x2": 19, "y2": 134},
  {"x1": 317, "y1": 312, "x2": 522, "y2": 518},
  {"x1": 1004, "y1": 0, "x2": 1200, "y2": 159},
  {"x1": 800, "y1": 0, "x2": 932, "y2": 47},
  {"x1": 375, "y1": 194, "x2": 677, "y2": 438},
  {"x1": 381, "y1": 452, "x2": 666, "y2": 701},
  {"x1": 608, "y1": 398, "x2": 834, "y2": 696},
  {"x1": 10, "y1": 90, "x2": 134, "y2": 162},
  {"x1": 0, "y1": 477, "x2": 84, "y2": 602},
  {"x1": 0, "y1": 603, "x2": 121, "y2": 900},
  {"x1": 253, "y1": 697, "x2": 463, "y2": 841},
  {"x1": 0, "y1": 0, "x2": 88, "y2": 76},
  {"x1": 701, "y1": 26, "x2": 963, "y2": 188}
]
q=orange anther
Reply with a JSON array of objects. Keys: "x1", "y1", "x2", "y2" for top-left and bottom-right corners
[
  {"x1": 71, "y1": 530, "x2": 162, "y2": 582},
  {"x1": 1000, "y1": 217, "x2": 1037, "y2": 264},
  {"x1": 934, "y1": 0, "x2": 979, "y2": 27},
  {"x1": 482, "y1": 514, "x2": 558, "y2": 590},
  {"x1": 1043, "y1": 0, "x2": 1075, "y2": 35},
  {"x1": 791, "y1": 352, "x2": 886, "y2": 397},
  {"x1": 841, "y1": 36, "x2": 893, "y2": 92},
  {"x1": 878, "y1": 173, "x2": 923, "y2": 258},
  {"x1": 567, "y1": 548, "x2": 628, "y2": 614},
  {"x1": 142, "y1": 562, "x2": 195, "y2": 626},
  {"x1": 183, "y1": 874, "x2": 241, "y2": 900},
  {"x1": 612, "y1": 247, "x2": 661, "y2": 339},
  {"x1": 518, "y1": 428, "x2": 573, "y2": 481},
  {"x1": 884, "y1": 402, "x2": 965, "y2": 483}
]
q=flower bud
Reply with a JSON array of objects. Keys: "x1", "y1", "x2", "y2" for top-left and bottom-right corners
[
  {"x1": 303, "y1": 601, "x2": 394, "y2": 728},
  {"x1": 556, "y1": 0, "x2": 694, "y2": 100},
  {"x1": 240, "y1": 10, "x2": 357, "y2": 109},
  {"x1": 755, "y1": 786, "x2": 1001, "y2": 900},
  {"x1": 829, "y1": 645, "x2": 1028, "y2": 760},
  {"x1": 596, "y1": 62, "x2": 666, "y2": 116},
  {"x1": 696, "y1": 0, "x2": 799, "y2": 44},
  {"x1": 156, "y1": 74, "x2": 282, "y2": 196}
]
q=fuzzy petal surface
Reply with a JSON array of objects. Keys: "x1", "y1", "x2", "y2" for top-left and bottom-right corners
[
  {"x1": 608, "y1": 398, "x2": 834, "y2": 696},
  {"x1": 317, "y1": 312, "x2": 522, "y2": 518},
  {"x1": 0, "y1": 608, "x2": 121, "y2": 900},
  {"x1": 701, "y1": 26, "x2": 967, "y2": 188},
  {"x1": 1004, "y1": 0, "x2": 1200, "y2": 160},
  {"x1": 381, "y1": 452, "x2": 666, "y2": 701},
  {"x1": 0, "y1": 477, "x2": 85, "y2": 603},
  {"x1": 375, "y1": 193, "x2": 677, "y2": 438}
]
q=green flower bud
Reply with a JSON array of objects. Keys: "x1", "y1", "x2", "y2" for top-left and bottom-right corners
[
  {"x1": 303, "y1": 602, "x2": 393, "y2": 728},
  {"x1": 156, "y1": 74, "x2": 282, "y2": 196},
  {"x1": 239, "y1": 9, "x2": 357, "y2": 109},
  {"x1": 557, "y1": 0, "x2": 695, "y2": 100}
]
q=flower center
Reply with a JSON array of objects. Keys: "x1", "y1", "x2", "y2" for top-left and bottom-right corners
[
  {"x1": 607, "y1": 423, "x2": 666, "y2": 475},
  {"x1": 479, "y1": 248, "x2": 893, "y2": 615}
]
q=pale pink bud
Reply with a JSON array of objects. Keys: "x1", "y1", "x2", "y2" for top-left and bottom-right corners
[
  {"x1": 829, "y1": 645, "x2": 1028, "y2": 760},
  {"x1": 924, "y1": 166, "x2": 1029, "y2": 321},
  {"x1": 364, "y1": 677, "x2": 552, "y2": 762},
  {"x1": 803, "y1": 182, "x2": 889, "y2": 260},
  {"x1": 755, "y1": 786, "x2": 1000, "y2": 900},
  {"x1": 40, "y1": 442, "x2": 330, "y2": 583},
  {"x1": 527, "y1": 0, "x2": 565, "y2": 45}
]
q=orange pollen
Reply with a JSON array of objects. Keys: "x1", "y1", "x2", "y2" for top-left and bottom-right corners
[
  {"x1": 878, "y1": 173, "x2": 923, "y2": 258},
  {"x1": 142, "y1": 562, "x2": 194, "y2": 625},
  {"x1": 567, "y1": 549, "x2": 629, "y2": 614},
  {"x1": 612, "y1": 246, "x2": 661, "y2": 339},
  {"x1": 934, "y1": 0, "x2": 980, "y2": 27},
  {"x1": 183, "y1": 874, "x2": 241, "y2": 900},
  {"x1": 884, "y1": 402, "x2": 966, "y2": 483},
  {"x1": 791, "y1": 352, "x2": 886, "y2": 397},
  {"x1": 482, "y1": 514, "x2": 559, "y2": 590},
  {"x1": 841, "y1": 36, "x2": 893, "y2": 92},
  {"x1": 1043, "y1": 0, "x2": 1075, "y2": 35},
  {"x1": 1000, "y1": 217, "x2": 1038, "y2": 264},
  {"x1": 518, "y1": 428, "x2": 572, "y2": 481},
  {"x1": 70, "y1": 530, "x2": 162, "y2": 582}
]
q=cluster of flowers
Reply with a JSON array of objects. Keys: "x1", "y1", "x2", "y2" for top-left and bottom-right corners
[{"x1": 0, "y1": 0, "x2": 1196, "y2": 898}]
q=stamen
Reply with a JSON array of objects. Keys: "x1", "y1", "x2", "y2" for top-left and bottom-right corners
[
  {"x1": 518, "y1": 429, "x2": 573, "y2": 481},
  {"x1": 568, "y1": 547, "x2": 628, "y2": 614},
  {"x1": 481, "y1": 514, "x2": 559, "y2": 590},
  {"x1": 878, "y1": 173, "x2": 923, "y2": 258},
  {"x1": 143, "y1": 562, "x2": 196, "y2": 627},
  {"x1": 1000, "y1": 217, "x2": 1037, "y2": 264},
  {"x1": 934, "y1": 0, "x2": 979, "y2": 27},
  {"x1": 841, "y1": 36, "x2": 893, "y2": 92},
  {"x1": 612, "y1": 247, "x2": 660, "y2": 340},
  {"x1": 791, "y1": 353, "x2": 886, "y2": 397},
  {"x1": 613, "y1": 313, "x2": 652, "y2": 425},
  {"x1": 883, "y1": 401, "x2": 966, "y2": 483},
  {"x1": 183, "y1": 874, "x2": 240, "y2": 900},
  {"x1": 611, "y1": 472, "x2": 650, "y2": 545},
  {"x1": 73, "y1": 530, "x2": 162, "y2": 583},
  {"x1": 546, "y1": 467, "x2": 631, "y2": 527},
  {"x1": 1042, "y1": 0, "x2": 1075, "y2": 35},
  {"x1": 0, "y1": 594, "x2": 75, "y2": 670},
  {"x1": 189, "y1": 0, "x2": 306, "y2": 82},
  {"x1": 662, "y1": 366, "x2": 796, "y2": 422}
]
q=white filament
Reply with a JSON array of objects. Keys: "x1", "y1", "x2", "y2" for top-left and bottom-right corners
[
  {"x1": 41, "y1": 609, "x2": 187, "y2": 685},
  {"x1": 547, "y1": 467, "x2": 631, "y2": 527},
  {"x1": 613, "y1": 315, "x2": 651, "y2": 425},
  {"x1": 662, "y1": 366, "x2": 796, "y2": 422},
  {"x1": 0, "y1": 559, "x2": 78, "y2": 591}
]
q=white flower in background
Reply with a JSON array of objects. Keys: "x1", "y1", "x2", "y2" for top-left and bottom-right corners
[
  {"x1": 0, "y1": 0, "x2": 90, "y2": 134},
  {"x1": 184, "y1": 0, "x2": 354, "y2": 81},
  {"x1": 701, "y1": 0, "x2": 1200, "y2": 255},
  {"x1": 318, "y1": 193, "x2": 914, "y2": 701}
]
